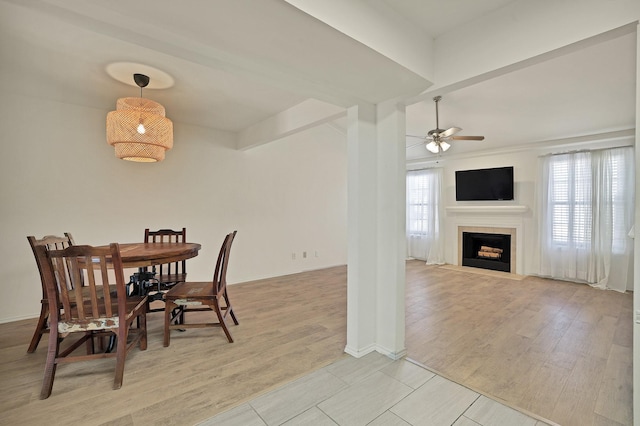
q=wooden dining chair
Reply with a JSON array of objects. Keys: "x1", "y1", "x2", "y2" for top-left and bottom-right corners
[
  {"x1": 26, "y1": 234, "x2": 76, "y2": 353},
  {"x1": 39, "y1": 243, "x2": 148, "y2": 399},
  {"x1": 142, "y1": 228, "x2": 187, "y2": 312},
  {"x1": 144, "y1": 228, "x2": 188, "y2": 286},
  {"x1": 164, "y1": 231, "x2": 238, "y2": 346}
]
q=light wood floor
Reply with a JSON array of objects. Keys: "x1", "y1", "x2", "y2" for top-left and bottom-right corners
[
  {"x1": 405, "y1": 261, "x2": 633, "y2": 426},
  {"x1": 0, "y1": 267, "x2": 349, "y2": 425},
  {"x1": 0, "y1": 261, "x2": 632, "y2": 425}
]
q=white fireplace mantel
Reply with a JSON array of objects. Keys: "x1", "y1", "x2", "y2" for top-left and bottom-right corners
[
  {"x1": 446, "y1": 205, "x2": 528, "y2": 214},
  {"x1": 446, "y1": 205, "x2": 527, "y2": 275}
]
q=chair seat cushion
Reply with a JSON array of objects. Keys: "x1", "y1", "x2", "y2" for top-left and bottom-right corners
[
  {"x1": 58, "y1": 317, "x2": 119, "y2": 333},
  {"x1": 173, "y1": 299, "x2": 204, "y2": 306}
]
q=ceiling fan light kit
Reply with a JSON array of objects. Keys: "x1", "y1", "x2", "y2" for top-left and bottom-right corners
[
  {"x1": 426, "y1": 141, "x2": 450, "y2": 153},
  {"x1": 407, "y1": 96, "x2": 484, "y2": 155},
  {"x1": 426, "y1": 141, "x2": 439, "y2": 153},
  {"x1": 106, "y1": 73, "x2": 173, "y2": 162}
]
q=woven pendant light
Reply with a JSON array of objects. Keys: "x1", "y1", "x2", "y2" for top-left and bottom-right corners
[{"x1": 106, "y1": 74, "x2": 173, "y2": 162}]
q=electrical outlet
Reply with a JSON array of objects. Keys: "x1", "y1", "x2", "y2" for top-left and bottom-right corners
[
  {"x1": 303, "y1": 251, "x2": 307, "y2": 258},
  {"x1": 292, "y1": 253, "x2": 296, "y2": 260}
]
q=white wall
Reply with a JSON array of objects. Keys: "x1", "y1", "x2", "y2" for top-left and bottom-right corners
[{"x1": 0, "y1": 93, "x2": 347, "y2": 323}]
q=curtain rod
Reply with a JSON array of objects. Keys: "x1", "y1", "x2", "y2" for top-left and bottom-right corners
[
  {"x1": 538, "y1": 144, "x2": 633, "y2": 158},
  {"x1": 407, "y1": 166, "x2": 444, "y2": 172}
]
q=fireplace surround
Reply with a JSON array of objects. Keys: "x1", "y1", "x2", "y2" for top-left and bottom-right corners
[{"x1": 447, "y1": 205, "x2": 526, "y2": 275}]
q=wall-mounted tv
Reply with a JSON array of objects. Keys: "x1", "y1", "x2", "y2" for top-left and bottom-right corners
[{"x1": 455, "y1": 166, "x2": 514, "y2": 201}]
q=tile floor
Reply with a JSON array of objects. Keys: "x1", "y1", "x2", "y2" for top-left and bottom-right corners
[{"x1": 199, "y1": 352, "x2": 556, "y2": 426}]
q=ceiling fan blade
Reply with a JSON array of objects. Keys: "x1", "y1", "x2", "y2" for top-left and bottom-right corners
[
  {"x1": 406, "y1": 134, "x2": 426, "y2": 139},
  {"x1": 451, "y1": 135, "x2": 485, "y2": 141},
  {"x1": 406, "y1": 141, "x2": 425, "y2": 150},
  {"x1": 438, "y1": 127, "x2": 462, "y2": 138}
]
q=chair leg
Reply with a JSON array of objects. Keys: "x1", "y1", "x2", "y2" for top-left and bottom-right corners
[
  {"x1": 113, "y1": 329, "x2": 126, "y2": 390},
  {"x1": 163, "y1": 300, "x2": 174, "y2": 347},
  {"x1": 40, "y1": 327, "x2": 60, "y2": 399},
  {"x1": 139, "y1": 312, "x2": 147, "y2": 351},
  {"x1": 213, "y1": 299, "x2": 234, "y2": 343},
  {"x1": 223, "y1": 290, "x2": 239, "y2": 325},
  {"x1": 27, "y1": 303, "x2": 49, "y2": 353},
  {"x1": 85, "y1": 331, "x2": 96, "y2": 355},
  {"x1": 96, "y1": 333, "x2": 105, "y2": 352}
]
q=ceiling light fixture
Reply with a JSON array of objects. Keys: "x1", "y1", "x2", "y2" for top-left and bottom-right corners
[
  {"x1": 106, "y1": 73, "x2": 173, "y2": 162},
  {"x1": 426, "y1": 140, "x2": 450, "y2": 154}
]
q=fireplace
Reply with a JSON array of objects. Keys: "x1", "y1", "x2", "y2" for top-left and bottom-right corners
[
  {"x1": 462, "y1": 231, "x2": 511, "y2": 272},
  {"x1": 450, "y1": 207, "x2": 524, "y2": 275}
]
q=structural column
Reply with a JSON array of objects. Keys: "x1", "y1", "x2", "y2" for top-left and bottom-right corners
[
  {"x1": 345, "y1": 100, "x2": 407, "y2": 359},
  {"x1": 375, "y1": 100, "x2": 407, "y2": 358}
]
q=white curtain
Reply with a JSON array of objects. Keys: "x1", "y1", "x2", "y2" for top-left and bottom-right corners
[
  {"x1": 539, "y1": 146, "x2": 634, "y2": 292},
  {"x1": 406, "y1": 168, "x2": 445, "y2": 264}
]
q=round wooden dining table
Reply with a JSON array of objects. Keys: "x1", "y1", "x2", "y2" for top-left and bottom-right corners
[
  {"x1": 94, "y1": 242, "x2": 201, "y2": 352},
  {"x1": 102, "y1": 242, "x2": 201, "y2": 269}
]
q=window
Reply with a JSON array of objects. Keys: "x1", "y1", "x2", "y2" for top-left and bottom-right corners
[
  {"x1": 547, "y1": 153, "x2": 592, "y2": 248},
  {"x1": 546, "y1": 149, "x2": 629, "y2": 253},
  {"x1": 406, "y1": 169, "x2": 440, "y2": 237},
  {"x1": 406, "y1": 168, "x2": 444, "y2": 263},
  {"x1": 539, "y1": 146, "x2": 634, "y2": 290}
]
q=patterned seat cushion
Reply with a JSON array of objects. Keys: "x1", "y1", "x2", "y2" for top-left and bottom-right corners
[{"x1": 58, "y1": 317, "x2": 118, "y2": 333}]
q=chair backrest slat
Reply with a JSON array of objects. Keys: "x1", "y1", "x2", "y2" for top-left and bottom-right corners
[
  {"x1": 71, "y1": 255, "x2": 88, "y2": 319},
  {"x1": 213, "y1": 231, "x2": 237, "y2": 295},
  {"x1": 100, "y1": 256, "x2": 113, "y2": 310}
]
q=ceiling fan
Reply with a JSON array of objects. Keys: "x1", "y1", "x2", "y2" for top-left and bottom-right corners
[{"x1": 407, "y1": 96, "x2": 484, "y2": 153}]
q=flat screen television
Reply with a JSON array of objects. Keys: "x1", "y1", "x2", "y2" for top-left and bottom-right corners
[{"x1": 455, "y1": 166, "x2": 514, "y2": 201}]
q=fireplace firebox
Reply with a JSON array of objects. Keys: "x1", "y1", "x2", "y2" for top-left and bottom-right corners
[{"x1": 462, "y1": 232, "x2": 511, "y2": 272}]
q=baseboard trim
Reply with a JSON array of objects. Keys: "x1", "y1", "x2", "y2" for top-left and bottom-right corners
[
  {"x1": 344, "y1": 344, "x2": 407, "y2": 361},
  {"x1": 376, "y1": 347, "x2": 407, "y2": 361},
  {"x1": 344, "y1": 344, "x2": 377, "y2": 358},
  {"x1": 0, "y1": 313, "x2": 38, "y2": 324}
]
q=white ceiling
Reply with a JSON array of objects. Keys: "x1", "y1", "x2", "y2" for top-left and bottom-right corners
[
  {"x1": 379, "y1": 0, "x2": 518, "y2": 38},
  {"x1": 405, "y1": 30, "x2": 637, "y2": 160},
  {"x1": 0, "y1": 0, "x2": 636, "y2": 162}
]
